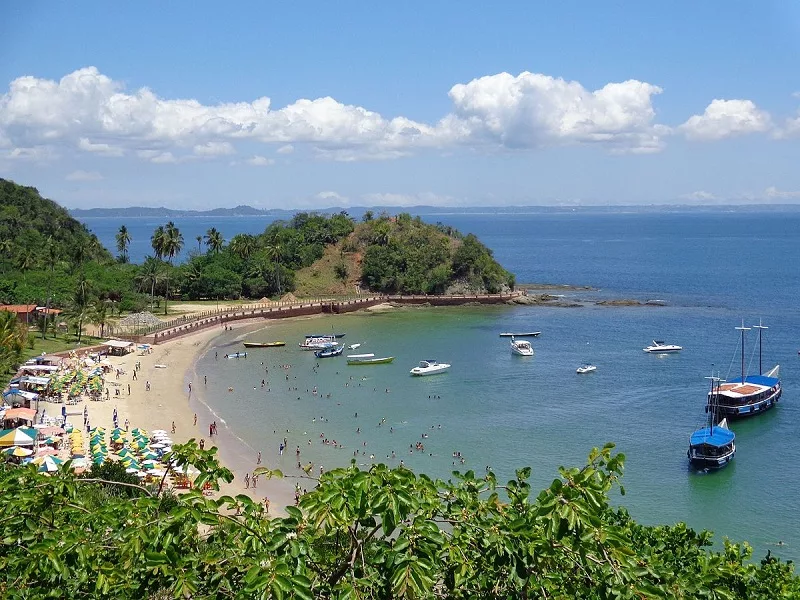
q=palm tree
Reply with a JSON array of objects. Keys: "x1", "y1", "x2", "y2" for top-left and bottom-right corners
[
  {"x1": 204, "y1": 227, "x2": 224, "y2": 254},
  {"x1": 115, "y1": 225, "x2": 132, "y2": 263},
  {"x1": 89, "y1": 300, "x2": 109, "y2": 338},
  {"x1": 266, "y1": 243, "x2": 283, "y2": 295},
  {"x1": 0, "y1": 310, "x2": 27, "y2": 374},
  {"x1": 229, "y1": 234, "x2": 257, "y2": 262},
  {"x1": 16, "y1": 247, "x2": 37, "y2": 278},
  {"x1": 66, "y1": 275, "x2": 92, "y2": 343},
  {"x1": 136, "y1": 257, "x2": 165, "y2": 311},
  {"x1": 41, "y1": 238, "x2": 59, "y2": 339},
  {"x1": 151, "y1": 225, "x2": 167, "y2": 260},
  {"x1": 0, "y1": 238, "x2": 12, "y2": 274},
  {"x1": 195, "y1": 235, "x2": 202, "y2": 253},
  {"x1": 162, "y1": 222, "x2": 184, "y2": 315}
]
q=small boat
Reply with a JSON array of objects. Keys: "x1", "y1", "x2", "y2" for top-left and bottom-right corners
[
  {"x1": 299, "y1": 336, "x2": 337, "y2": 350},
  {"x1": 306, "y1": 333, "x2": 346, "y2": 339},
  {"x1": 348, "y1": 343, "x2": 361, "y2": 350},
  {"x1": 712, "y1": 320, "x2": 781, "y2": 419},
  {"x1": 410, "y1": 360, "x2": 451, "y2": 376},
  {"x1": 243, "y1": 341, "x2": 285, "y2": 348},
  {"x1": 225, "y1": 352, "x2": 247, "y2": 359},
  {"x1": 643, "y1": 340, "x2": 682, "y2": 353},
  {"x1": 315, "y1": 345, "x2": 344, "y2": 358},
  {"x1": 688, "y1": 375, "x2": 735, "y2": 470},
  {"x1": 347, "y1": 354, "x2": 395, "y2": 365},
  {"x1": 154, "y1": 364, "x2": 168, "y2": 369},
  {"x1": 510, "y1": 337, "x2": 534, "y2": 356},
  {"x1": 499, "y1": 332, "x2": 541, "y2": 338},
  {"x1": 576, "y1": 364, "x2": 596, "y2": 374}
]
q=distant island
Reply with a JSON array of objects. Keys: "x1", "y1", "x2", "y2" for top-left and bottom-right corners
[{"x1": 68, "y1": 203, "x2": 800, "y2": 219}]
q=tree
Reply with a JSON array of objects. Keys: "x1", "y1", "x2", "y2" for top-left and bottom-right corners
[
  {"x1": 115, "y1": 225, "x2": 131, "y2": 263},
  {"x1": 150, "y1": 225, "x2": 166, "y2": 260},
  {"x1": 229, "y1": 233, "x2": 257, "y2": 262},
  {"x1": 89, "y1": 299, "x2": 109, "y2": 338},
  {"x1": 266, "y1": 242, "x2": 283, "y2": 295},
  {"x1": 204, "y1": 227, "x2": 224, "y2": 254},
  {"x1": 65, "y1": 275, "x2": 92, "y2": 343},
  {"x1": 0, "y1": 441, "x2": 797, "y2": 598},
  {"x1": 0, "y1": 309, "x2": 26, "y2": 377},
  {"x1": 162, "y1": 222, "x2": 184, "y2": 315},
  {"x1": 195, "y1": 235, "x2": 202, "y2": 253},
  {"x1": 135, "y1": 256, "x2": 165, "y2": 311}
]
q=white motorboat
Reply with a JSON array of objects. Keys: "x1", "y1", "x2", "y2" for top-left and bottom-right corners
[
  {"x1": 348, "y1": 343, "x2": 361, "y2": 350},
  {"x1": 510, "y1": 337, "x2": 534, "y2": 356},
  {"x1": 410, "y1": 360, "x2": 450, "y2": 376},
  {"x1": 299, "y1": 336, "x2": 337, "y2": 350},
  {"x1": 643, "y1": 340, "x2": 683, "y2": 353},
  {"x1": 576, "y1": 364, "x2": 597, "y2": 374}
]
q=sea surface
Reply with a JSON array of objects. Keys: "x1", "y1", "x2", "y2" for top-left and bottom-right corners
[{"x1": 81, "y1": 211, "x2": 800, "y2": 562}]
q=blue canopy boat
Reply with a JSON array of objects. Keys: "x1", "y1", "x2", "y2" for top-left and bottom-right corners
[
  {"x1": 688, "y1": 375, "x2": 735, "y2": 470},
  {"x1": 314, "y1": 345, "x2": 344, "y2": 358}
]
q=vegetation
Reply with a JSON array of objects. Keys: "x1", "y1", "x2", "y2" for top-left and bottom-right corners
[{"x1": 0, "y1": 441, "x2": 796, "y2": 598}]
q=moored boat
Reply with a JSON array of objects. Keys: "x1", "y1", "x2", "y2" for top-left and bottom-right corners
[
  {"x1": 713, "y1": 321, "x2": 781, "y2": 419},
  {"x1": 243, "y1": 341, "x2": 285, "y2": 348},
  {"x1": 315, "y1": 345, "x2": 344, "y2": 358},
  {"x1": 306, "y1": 333, "x2": 346, "y2": 339},
  {"x1": 576, "y1": 364, "x2": 596, "y2": 374},
  {"x1": 299, "y1": 336, "x2": 337, "y2": 350},
  {"x1": 409, "y1": 360, "x2": 450, "y2": 376},
  {"x1": 510, "y1": 337, "x2": 534, "y2": 356},
  {"x1": 347, "y1": 354, "x2": 395, "y2": 365},
  {"x1": 225, "y1": 352, "x2": 247, "y2": 359},
  {"x1": 499, "y1": 332, "x2": 541, "y2": 337},
  {"x1": 688, "y1": 375, "x2": 735, "y2": 470},
  {"x1": 643, "y1": 340, "x2": 682, "y2": 353}
]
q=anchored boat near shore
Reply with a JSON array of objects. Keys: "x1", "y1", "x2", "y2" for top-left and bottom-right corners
[
  {"x1": 688, "y1": 375, "x2": 736, "y2": 470},
  {"x1": 346, "y1": 353, "x2": 395, "y2": 365},
  {"x1": 499, "y1": 332, "x2": 541, "y2": 337},
  {"x1": 243, "y1": 341, "x2": 285, "y2": 348}
]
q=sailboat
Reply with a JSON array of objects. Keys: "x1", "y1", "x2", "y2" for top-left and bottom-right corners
[
  {"x1": 713, "y1": 320, "x2": 781, "y2": 419},
  {"x1": 688, "y1": 374, "x2": 736, "y2": 470}
]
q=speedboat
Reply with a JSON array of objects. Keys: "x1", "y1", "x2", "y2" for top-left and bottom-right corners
[
  {"x1": 510, "y1": 337, "x2": 534, "y2": 356},
  {"x1": 576, "y1": 364, "x2": 596, "y2": 374},
  {"x1": 410, "y1": 360, "x2": 451, "y2": 376},
  {"x1": 225, "y1": 352, "x2": 247, "y2": 359},
  {"x1": 348, "y1": 343, "x2": 361, "y2": 350},
  {"x1": 314, "y1": 345, "x2": 344, "y2": 358},
  {"x1": 643, "y1": 340, "x2": 682, "y2": 353}
]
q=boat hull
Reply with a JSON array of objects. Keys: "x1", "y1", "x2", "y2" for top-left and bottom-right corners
[
  {"x1": 688, "y1": 448, "x2": 735, "y2": 470},
  {"x1": 347, "y1": 357, "x2": 394, "y2": 365},
  {"x1": 410, "y1": 367, "x2": 449, "y2": 376},
  {"x1": 716, "y1": 387, "x2": 781, "y2": 420},
  {"x1": 243, "y1": 342, "x2": 285, "y2": 348}
]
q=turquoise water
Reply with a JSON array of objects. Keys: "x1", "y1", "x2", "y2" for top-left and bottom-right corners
[{"x1": 82, "y1": 211, "x2": 800, "y2": 562}]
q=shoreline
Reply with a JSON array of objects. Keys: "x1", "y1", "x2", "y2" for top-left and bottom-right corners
[{"x1": 81, "y1": 318, "x2": 301, "y2": 515}]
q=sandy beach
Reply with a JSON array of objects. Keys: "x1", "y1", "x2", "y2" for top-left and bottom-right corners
[{"x1": 77, "y1": 320, "x2": 296, "y2": 514}]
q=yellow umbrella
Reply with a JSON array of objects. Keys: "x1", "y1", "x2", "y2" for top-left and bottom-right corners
[{"x1": 3, "y1": 446, "x2": 33, "y2": 457}]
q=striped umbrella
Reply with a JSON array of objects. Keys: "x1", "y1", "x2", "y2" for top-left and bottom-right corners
[
  {"x1": 33, "y1": 455, "x2": 64, "y2": 473},
  {"x1": 3, "y1": 446, "x2": 33, "y2": 457}
]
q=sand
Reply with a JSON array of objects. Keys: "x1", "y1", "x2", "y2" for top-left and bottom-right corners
[{"x1": 76, "y1": 321, "x2": 295, "y2": 514}]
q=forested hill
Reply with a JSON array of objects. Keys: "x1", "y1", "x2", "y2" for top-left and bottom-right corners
[{"x1": 0, "y1": 179, "x2": 112, "y2": 268}]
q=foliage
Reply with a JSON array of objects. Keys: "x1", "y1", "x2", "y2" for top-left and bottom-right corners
[
  {"x1": 0, "y1": 310, "x2": 27, "y2": 384},
  {"x1": 0, "y1": 441, "x2": 797, "y2": 599}
]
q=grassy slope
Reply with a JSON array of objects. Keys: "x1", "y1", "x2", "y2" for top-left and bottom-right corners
[{"x1": 294, "y1": 243, "x2": 363, "y2": 297}]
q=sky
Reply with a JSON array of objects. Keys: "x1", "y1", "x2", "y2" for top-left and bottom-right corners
[{"x1": 1, "y1": 1, "x2": 800, "y2": 209}]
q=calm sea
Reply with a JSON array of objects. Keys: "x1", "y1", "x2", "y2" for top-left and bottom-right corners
[{"x1": 81, "y1": 211, "x2": 800, "y2": 562}]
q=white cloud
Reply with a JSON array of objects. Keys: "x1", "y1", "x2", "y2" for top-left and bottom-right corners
[
  {"x1": 679, "y1": 99, "x2": 772, "y2": 141},
  {"x1": 3, "y1": 145, "x2": 57, "y2": 161},
  {"x1": 137, "y1": 150, "x2": 177, "y2": 164},
  {"x1": 361, "y1": 192, "x2": 461, "y2": 207},
  {"x1": 680, "y1": 190, "x2": 717, "y2": 201},
  {"x1": 442, "y1": 72, "x2": 666, "y2": 153},
  {"x1": 78, "y1": 137, "x2": 124, "y2": 156},
  {"x1": 245, "y1": 155, "x2": 274, "y2": 166},
  {"x1": 66, "y1": 169, "x2": 103, "y2": 181},
  {"x1": 0, "y1": 66, "x2": 675, "y2": 162},
  {"x1": 764, "y1": 185, "x2": 800, "y2": 200},
  {"x1": 315, "y1": 191, "x2": 347, "y2": 202},
  {"x1": 193, "y1": 141, "x2": 235, "y2": 156}
]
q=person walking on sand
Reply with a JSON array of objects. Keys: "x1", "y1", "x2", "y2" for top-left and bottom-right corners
[
  {"x1": 127, "y1": 383, "x2": 131, "y2": 395},
  {"x1": 244, "y1": 472, "x2": 250, "y2": 489},
  {"x1": 171, "y1": 421, "x2": 176, "y2": 434},
  {"x1": 257, "y1": 451, "x2": 262, "y2": 465},
  {"x1": 145, "y1": 381, "x2": 150, "y2": 392},
  {"x1": 193, "y1": 413, "x2": 197, "y2": 426},
  {"x1": 252, "y1": 473, "x2": 258, "y2": 488},
  {"x1": 264, "y1": 497, "x2": 270, "y2": 513},
  {"x1": 188, "y1": 382, "x2": 192, "y2": 394}
]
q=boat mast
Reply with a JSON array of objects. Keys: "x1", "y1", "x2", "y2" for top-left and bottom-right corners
[
  {"x1": 705, "y1": 372, "x2": 717, "y2": 432},
  {"x1": 753, "y1": 319, "x2": 767, "y2": 375},
  {"x1": 736, "y1": 321, "x2": 751, "y2": 383}
]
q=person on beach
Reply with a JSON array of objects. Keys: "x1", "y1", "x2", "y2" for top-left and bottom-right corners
[
  {"x1": 188, "y1": 382, "x2": 192, "y2": 394},
  {"x1": 199, "y1": 439, "x2": 205, "y2": 450},
  {"x1": 172, "y1": 421, "x2": 176, "y2": 434},
  {"x1": 204, "y1": 375, "x2": 207, "y2": 385},
  {"x1": 193, "y1": 414, "x2": 197, "y2": 426},
  {"x1": 264, "y1": 497, "x2": 270, "y2": 513},
  {"x1": 145, "y1": 381, "x2": 150, "y2": 392},
  {"x1": 244, "y1": 472, "x2": 250, "y2": 489},
  {"x1": 257, "y1": 451, "x2": 261, "y2": 464},
  {"x1": 252, "y1": 474, "x2": 258, "y2": 488}
]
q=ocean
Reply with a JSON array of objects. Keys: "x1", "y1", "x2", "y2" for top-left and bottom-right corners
[{"x1": 80, "y1": 210, "x2": 800, "y2": 562}]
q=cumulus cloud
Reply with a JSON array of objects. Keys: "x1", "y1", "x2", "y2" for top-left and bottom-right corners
[
  {"x1": 679, "y1": 99, "x2": 772, "y2": 141},
  {"x1": 193, "y1": 141, "x2": 235, "y2": 156},
  {"x1": 3, "y1": 146, "x2": 57, "y2": 161},
  {"x1": 315, "y1": 191, "x2": 348, "y2": 202},
  {"x1": 78, "y1": 137, "x2": 124, "y2": 156},
  {"x1": 681, "y1": 190, "x2": 718, "y2": 201},
  {"x1": 245, "y1": 155, "x2": 274, "y2": 166},
  {"x1": 0, "y1": 66, "x2": 702, "y2": 162},
  {"x1": 66, "y1": 169, "x2": 103, "y2": 181},
  {"x1": 764, "y1": 185, "x2": 800, "y2": 200}
]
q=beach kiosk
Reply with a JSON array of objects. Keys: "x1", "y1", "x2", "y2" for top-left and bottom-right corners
[{"x1": 101, "y1": 340, "x2": 135, "y2": 356}]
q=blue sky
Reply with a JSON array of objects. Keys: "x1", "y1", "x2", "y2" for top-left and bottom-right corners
[{"x1": 2, "y1": 1, "x2": 800, "y2": 208}]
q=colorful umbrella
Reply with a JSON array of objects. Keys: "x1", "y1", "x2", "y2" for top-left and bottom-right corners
[
  {"x1": 3, "y1": 446, "x2": 33, "y2": 457},
  {"x1": 0, "y1": 427, "x2": 37, "y2": 447},
  {"x1": 34, "y1": 455, "x2": 64, "y2": 473}
]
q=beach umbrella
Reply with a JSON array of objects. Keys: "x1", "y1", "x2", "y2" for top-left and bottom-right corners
[
  {"x1": 117, "y1": 448, "x2": 134, "y2": 459},
  {"x1": 3, "y1": 446, "x2": 33, "y2": 457},
  {"x1": 125, "y1": 467, "x2": 140, "y2": 474},
  {"x1": 141, "y1": 459, "x2": 159, "y2": 469},
  {"x1": 0, "y1": 427, "x2": 37, "y2": 447},
  {"x1": 140, "y1": 451, "x2": 158, "y2": 461},
  {"x1": 131, "y1": 428, "x2": 146, "y2": 436},
  {"x1": 42, "y1": 436, "x2": 60, "y2": 446},
  {"x1": 34, "y1": 455, "x2": 63, "y2": 473},
  {"x1": 151, "y1": 442, "x2": 167, "y2": 449}
]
